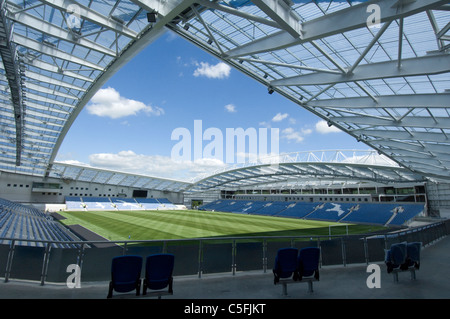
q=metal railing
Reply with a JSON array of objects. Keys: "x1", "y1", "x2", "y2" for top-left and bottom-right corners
[{"x1": 0, "y1": 220, "x2": 448, "y2": 286}]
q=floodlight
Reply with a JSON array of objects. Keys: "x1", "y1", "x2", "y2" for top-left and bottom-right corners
[{"x1": 147, "y1": 11, "x2": 157, "y2": 23}]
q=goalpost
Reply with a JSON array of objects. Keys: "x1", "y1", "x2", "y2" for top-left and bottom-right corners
[{"x1": 328, "y1": 224, "x2": 349, "y2": 239}]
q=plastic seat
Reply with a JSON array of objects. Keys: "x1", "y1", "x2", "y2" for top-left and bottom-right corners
[
  {"x1": 107, "y1": 255, "x2": 143, "y2": 298},
  {"x1": 406, "y1": 242, "x2": 421, "y2": 269},
  {"x1": 385, "y1": 242, "x2": 407, "y2": 273},
  {"x1": 142, "y1": 253, "x2": 175, "y2": 298},
  {"x1": 297, "y1": 247, "x2": 320, "y2": 281},
  {"x1": 272, "y1": 248, "x2": 299, "y2": 284}
]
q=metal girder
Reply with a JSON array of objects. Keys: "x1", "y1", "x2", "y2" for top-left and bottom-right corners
[
  {"x1": 6, "y1": 7, "x2": 117, "y2": 57},
  {"x1": 332, "y1": 115, "x2": 450, "y2": 129},
  {"x1": 223, "y1": 0, "x2": 449, "y2": 58},
  {"x1": 25, "y1": 58, "x2": 94, "y2": 83},
  {"x1": 12, "y1": 33, "x2": 105, "y2": 71},
  {"x1": 353, "y1": 129, "x2": 450, "y2": 144},
  {"x1": 39, "y1": 0, "x2": 138, "y2": 38},
  {"x1": 308, "y1": 93, "x2": 450, "y2": 109},
  {"x1": 251, "y1": 0, "x2": 302, "y2": 38},
  {"x1": 271, "y1": 54, "x2": 450, "y2": 86},
  {"x1": 0, "y1": 2, "x2": 24, "y2": 166}
]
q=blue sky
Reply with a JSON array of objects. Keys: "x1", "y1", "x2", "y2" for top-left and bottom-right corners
[{"x1": 56, "y1": 30, "x2": 366, "y2": 181}]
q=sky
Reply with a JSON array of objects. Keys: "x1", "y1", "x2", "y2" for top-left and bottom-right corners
[{"x1": 55, "y1": 30, "x2": 366, "y2": 182}]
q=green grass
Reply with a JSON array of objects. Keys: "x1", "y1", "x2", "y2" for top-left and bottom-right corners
[{"x1": 58, "y1": 209, "x2": 385, "y2": 242}]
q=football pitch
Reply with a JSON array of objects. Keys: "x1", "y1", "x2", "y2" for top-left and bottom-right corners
[{"x1": 58, "y1": 209, "x2": 385, "y2": 242}]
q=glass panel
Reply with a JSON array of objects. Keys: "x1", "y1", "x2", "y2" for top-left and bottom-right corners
[
  {"x1": 78, "y1": 246, "x2": 123, "y2": 282},
  {"x1": 343, "y1": 238, "x2": 366, "y2": 264},
  {"x1": 46, "y1": 247, "x2": 80, "y2": 283},
  {"x1": 320, "y1": 239, "x2": 343, "y2": 266},
  {"x1": 366, "y1": 238, "x2": 386, "y2": 263},
  {"x1": 9, "y1": 246, "x2": 45, "y2": 281},
  {"x1": 235, "y1": 242, "x2": 263, "y2": 272},
  {"x1": 167, "y1": 242, "x2": 200, "y2": 276},
  {"x1": 202, "y1": 242, "x2": 232, "y2": 274},
  {"x1": 265, "y1": 240, "x2": 292, "y2": 271},
  {"x1": 0, "y1": 245, "x2": 9, "y2": 277}
]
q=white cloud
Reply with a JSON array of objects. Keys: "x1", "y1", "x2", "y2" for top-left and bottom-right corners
[
  {"x1": 87, "y1": 87, "x2": 164, "y2": 119},
  {"x1": 193, "y1": 62, "x2": 231, "y2": 79},
  {"x1": 272, "y1": 112, "x2": 289, "y2": 122},
  {"x1": 281, "y1": 127, "x2": 312, "y2": 143},
  {"x1": 224, "y1": 104, "x2": 236, "y2": 113},
  {"x1": 87, "y1": 150, "x2": 227, "y2": 180},
  {"x1": 259, "y1": 121, "x2": 271, "y2": 128},
  {"x1": 315, "y1": 120, "x2": 342, "y2": 134}
]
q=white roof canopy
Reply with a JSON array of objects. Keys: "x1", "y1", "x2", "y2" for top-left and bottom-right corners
[{"x1": 0, "y1": 0, "x2": 449, "y2": 189}]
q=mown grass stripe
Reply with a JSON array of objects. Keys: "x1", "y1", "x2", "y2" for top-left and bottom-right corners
[{"x1": 58, "y1": 209, "x2": 384, "y2": 241}]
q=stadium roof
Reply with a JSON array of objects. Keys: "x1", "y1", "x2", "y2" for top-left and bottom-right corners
[
  {"x1": 186, "y1": 149, "x2": 427, "y2": 192},
  {"x1": 49, "y1": 161, "x2": 193, "y2": 192},
  {"x1": 0, "y1": 0, "x2": 449, "y2": 187}
]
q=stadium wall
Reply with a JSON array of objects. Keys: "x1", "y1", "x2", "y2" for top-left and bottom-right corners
[
  {"x1": 426, "y1": 182, "x2": 450, "y2": 217},
  {"x1": 0, "y1": 170, "x2": 184, "y2": 206}
]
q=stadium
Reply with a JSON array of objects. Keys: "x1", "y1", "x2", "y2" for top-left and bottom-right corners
[{"x1": 0, "y1": 0, "x2": 449, "y2": 305}]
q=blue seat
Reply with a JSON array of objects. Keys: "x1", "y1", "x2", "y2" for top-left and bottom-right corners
[
  {"x1": 385, "y1": 242, "x2": 407, "y2": 273},
  {"x1": 272, "y1": 248, "x2": 299, "y2": 284},
  {"x1": 297, "y1": 247, "x2": 320, "y2": 281},
  {"x1": 142, "y1": 254, "x2": 174, "y2": 298},
  {"x1": 405, "y1": 242, "x2": 421, "y2": 270},
  {"x1": 107, "y1": 255, "x2": 143, "y2": 298},
  {"x1": 385, "y1": 242, "x2": 421, "y2": 282}
]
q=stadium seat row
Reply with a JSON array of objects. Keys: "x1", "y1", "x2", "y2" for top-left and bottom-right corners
[
  {"x1": 199, "y1": 199, "x2": 424, "y2": 226},
  {"x1": 0, "y1": 198, "x2": 77, "y2": 248},
  {"x1": 65, "y1": 196, "x2": 178, "y2": 211}
]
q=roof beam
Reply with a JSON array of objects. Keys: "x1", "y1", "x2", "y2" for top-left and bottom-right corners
[
  {"x1": 25, "y1": 82, "x2": 79, "y2": 100},
  {"x1": 224, "y1": 0, "x2": 449, "y2": 58},
  {"x1": 6, "y1": 8, "x2": 117, "y2": 57},
  {"x1": 38, "y1": 0, "x2": 138, "y2": 38},
  {"x1": 271, "y1": 54, "x2": 450, "y2": 86},
  {"x1": 353, "y1": 129, "x2": 450, "y2": 144},
  {"x1": 25, "y1": 70, "x2": 87, "y2": 92},
  {"x1": 332, "y1": 115, "x2": 450, "y2": 129},
  {"x1": 307, "y1": 93, "x2": 450, "y2": 109},
  {"x1": 251, "y1": 0, "x2": 302, "y2": 38},
  {"x1": 0, "y1": 5, "x2": 24, "y2": 166},
  {"x1": 379, "y1": 139, "x2": 450, "y2": 158},
  {"x1": 12, "y1": 33, "x2": 105, "y2": 71},
  {"x1": 196, "y1": 0, "x2": 279, "y2": 28}
]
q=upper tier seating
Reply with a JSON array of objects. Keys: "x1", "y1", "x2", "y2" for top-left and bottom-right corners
[
  {"x1": 199, "y1": 199, "x2": 424, "y2": 226},
  {"x1": 64, "y1": 197, "x2": 180, "y2": 211}
]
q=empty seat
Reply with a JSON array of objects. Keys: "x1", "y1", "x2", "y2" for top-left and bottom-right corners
[
  {"x1": 272, "y1": 248, "x2": 299, "y2": 284},
  {"x1": 107, "y1": 255, "x2": 143, "y2": 298},
  {"x1": 297, "y1": 247, "x2": 320, "y2": 281},
  {"x1": 385, "y1": 242, "x2": 421, "y2": 282},
  {"x1": 142, "y1": 253, "x2": 175, "y2": 298}
]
